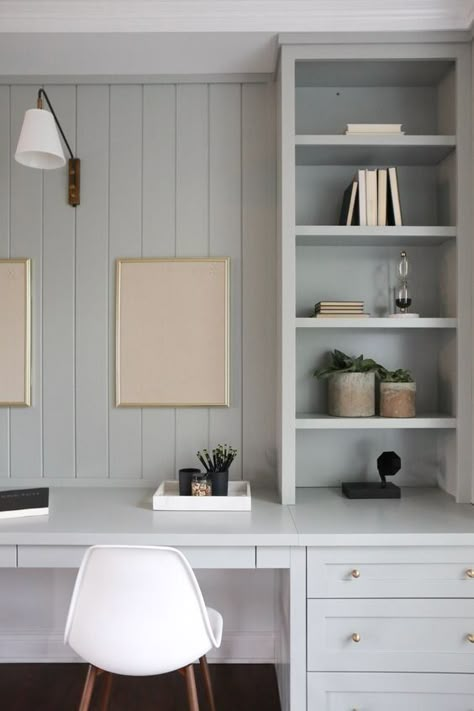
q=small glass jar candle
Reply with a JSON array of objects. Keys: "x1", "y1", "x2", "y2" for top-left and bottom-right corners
[{"x1": 191, "y1": 474, "x2": 212, "y2": 497}]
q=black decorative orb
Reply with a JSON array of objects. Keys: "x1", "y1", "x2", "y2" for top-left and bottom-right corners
[{"x1": 377, "y1": 451, "x2": 401, "y2": 485}]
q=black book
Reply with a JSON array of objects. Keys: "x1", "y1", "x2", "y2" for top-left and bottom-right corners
[
  {"x1": 0, "y1": 487, "x2": 49, "y2": 519},
  {"x1": 387, "y1": 166, "x2": 403, "y2": 226},
  {"x1": 338, "y1": 180, "x2": 358, "y2": 226}
]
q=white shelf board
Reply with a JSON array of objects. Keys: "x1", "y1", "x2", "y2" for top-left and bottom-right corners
[
  {"x1": 295, "y1": 135, "x2": 456, "y2": 166},
  {"x1": 296, "y1": 317, "x2": 457, "y2": 329},
  {"x1": 295, "y1": 415, "x2": 457, "y2": 430},
  {"x1": 295, "y1": 226, "x2": 456, "y2": 247}
]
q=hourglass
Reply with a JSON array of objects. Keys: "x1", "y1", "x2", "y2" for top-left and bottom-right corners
[{"x1": 390, "y1": 250, "x2": 419, "y2": 318}]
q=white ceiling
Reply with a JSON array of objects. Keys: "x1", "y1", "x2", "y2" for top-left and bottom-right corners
[{"x1": 0, "y1": 1, "x2": 472, "y2": 79}]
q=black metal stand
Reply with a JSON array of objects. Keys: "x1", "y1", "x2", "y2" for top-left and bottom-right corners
[{"x1": 341, "y1": 481, "x2": 401, "y2": 499}]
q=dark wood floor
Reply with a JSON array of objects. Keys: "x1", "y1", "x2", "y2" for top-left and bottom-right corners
[{"x1": 0, "y1": 663, "x2": 281, "y2": 711}]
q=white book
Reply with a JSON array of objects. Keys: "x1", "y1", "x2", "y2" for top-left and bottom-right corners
[
  {"x1": 346, "y1": 123, "x2": 404, "y2": 134},
  {"x1": 377, "y1": 169, "x2": 388, "y2": 226},
  {"x1": 366, "y1": 169, "x2": 378, "y2": 226},
  {"x1": 357, "y1": 169, "x2": 367, "y2": 226}
]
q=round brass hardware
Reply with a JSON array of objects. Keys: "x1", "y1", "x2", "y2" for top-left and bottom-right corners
[
  {"x1": 466, "y1": 569, "x2": 474, "y2": 578},
  {"x1": 351, "y1": 569, "x2": 361, "y2": 579},
  {"x1": 467, "y1": 634, "x2": 474, "y2": 643},
  {"x1": 351, "y1": 633, "x2": 361, "y2": 643}
]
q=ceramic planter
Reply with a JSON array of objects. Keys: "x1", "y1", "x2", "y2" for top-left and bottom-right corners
[
  {"x1": 380, "y1": 381, "x2": 416, "y2": 418},
  {"x1": 328, "y1": 372, "x2": 375, "y2": 417}
]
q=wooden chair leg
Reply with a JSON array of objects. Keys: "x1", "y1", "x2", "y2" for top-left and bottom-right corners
[
  {"x1": 199, "y1": 656, "x2": 216, "y2": 711},
  {"x1": 99, "y1": 671, "x2": 113, "y2": 711},
  {"x1": 78, "y1": 664, "x2": 98, "y2": 711},
  {"x1": 184, "y1": 664, "x2": 200, "y2": 711}
]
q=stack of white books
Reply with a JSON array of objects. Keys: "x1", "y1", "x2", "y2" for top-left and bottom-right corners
[
  {"x1": 345, "y1": 123, "x2": 404, "y2": 135},
  {"x1": 339, "y1": 167, "x2": 402, "y2": 227}
]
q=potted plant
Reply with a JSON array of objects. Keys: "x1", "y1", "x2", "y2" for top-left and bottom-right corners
[
  {"x1": 196, "y1": 444, "x2": 237, "y2": 496},
  {"x1": 313, "y1": 349, "x2": 381, "y2": 417},
  {"x1": 378, "y1": 367, "x2": 416, "y2": 418}
]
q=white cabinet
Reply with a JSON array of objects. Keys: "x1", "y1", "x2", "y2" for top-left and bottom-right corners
[
  {"x1": 307, "y1": 546, "x2": 474, "y2": 598},
  {"x1": 306, "y1": 545, "x2": 474, "y2": 709},
  {"x1": 308, "y1": 672, "x2": 474, "y2": 710},
  {"x1": 307, "y1": 598, "x2": 474, "y2": 673},
  {"x1": 277, "y1": 39, "x2": 473, "y2": 504}
]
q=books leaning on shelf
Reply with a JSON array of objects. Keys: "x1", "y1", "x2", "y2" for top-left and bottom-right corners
[
  {"x1": 312, "y1": 301, "x2": 370, "y2": 318},
  {"x1": 338, "y1": 167, "x2": 402, "y2": 227},
  {"x1": 345, "y1": 123, "x2": 404, "y2": 135},
  {"x1": 0, "y1": 487, "x2": 49, "y2": 519}
]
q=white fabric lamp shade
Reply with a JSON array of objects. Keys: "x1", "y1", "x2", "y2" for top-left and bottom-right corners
[{"x1": 15, "y1": 108, "x2": 66, "y2": 169}]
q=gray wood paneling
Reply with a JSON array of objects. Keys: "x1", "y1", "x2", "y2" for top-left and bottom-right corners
[
  {"x1": 242, "y1": 84, "x2": 277, "y2": 487},
  {"x1": 142, "y1": 85, "x2": 176, "y2": 482},
  {"x1": 209, "y1": 84, "x2": 242, "y2": 479},
  {"x1": 10, "y1": 86, "x2": 43, "y2": 478},
  {"x1": 75, "y1": 85, "x2": 109, "y2": 478},
  {"x1": 109, "y1": 85, "x2": 143, "y2": 478},
  {"x1": 0, "y1": 80, "x2": 276, "y2": 486},
  {"x1": 175, "y1": 84, "x2": 210, "y2": 472},
  {"x1": 42, "y1": 85, "x2": 76, "y2": 478},
  {"x1": 0, "y1": 87, "x2": 10, "y2": 477}
]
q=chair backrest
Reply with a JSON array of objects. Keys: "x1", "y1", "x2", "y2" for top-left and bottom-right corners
[{"x1": 65, "y1": 545, "x2": 218, "y2": 676}]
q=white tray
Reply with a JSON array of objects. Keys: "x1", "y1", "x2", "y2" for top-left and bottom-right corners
[{"x1": 153, "y1": 480, "x2": 251, "y2": 511}]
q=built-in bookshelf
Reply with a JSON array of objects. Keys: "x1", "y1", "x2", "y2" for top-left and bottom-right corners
[{"x1": 277, "y1": 41, "x2": 472, "y2": 504}]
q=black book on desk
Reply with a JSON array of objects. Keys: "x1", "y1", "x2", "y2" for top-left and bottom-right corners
[{"x1": 0, "y1": 487, "x2": 49, "y2": 519}]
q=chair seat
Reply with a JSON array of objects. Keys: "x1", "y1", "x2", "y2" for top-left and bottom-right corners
[{"x1": 206, "y1": 607, "x2": 223, "y2": 649}]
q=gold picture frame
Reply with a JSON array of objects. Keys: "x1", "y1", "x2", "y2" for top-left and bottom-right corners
[
  {"x1": 0, "y1": 259, "x2": 31, "y2": 407},
  {"x1": 116, "y1": 257, "x2": 230, "y2": 407}
]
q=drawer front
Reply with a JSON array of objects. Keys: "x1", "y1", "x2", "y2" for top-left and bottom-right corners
[
  {"x1": 307, "y1": 546, "x2": 474, "y2": 598},
  {"x1": 0, "y1": 545, "x2": 16, "y2": 567},
  {"x1": 18, "y1": 545, "x2": 88, "y2": 568},
  {"x1": 17, "y1": 545, "x2": 255, "y2": 569},
  {"x1": 308, "y1": 672, "x2": 474, "y2": 710},
  {"x1": 307, "y1": 598, "x2": 474, "y2": 673}
]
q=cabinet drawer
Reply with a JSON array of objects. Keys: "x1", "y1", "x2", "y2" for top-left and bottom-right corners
[
  {"x1": 307, "y1": 598, "x2": 474, "y2": 673},
  {"x1": 308, "y1": 672, "x2": 474, "y2": 710},
  {"x1": 17, "y1": 545, "x2": 256, "y2": 569},
  {"x1": 18, "y1": 545, "x2": 88, "y2": 568},
  {"x1": 307, "y1": 546, "x2": 474, "y2": 598},
  {"x1": 0, "y1": 545, "x2": 16, "y2": 567}
]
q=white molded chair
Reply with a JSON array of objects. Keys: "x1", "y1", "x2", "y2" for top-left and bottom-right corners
[{"x1": 64, "y1": 545, "x2": 223, "y2": 711}]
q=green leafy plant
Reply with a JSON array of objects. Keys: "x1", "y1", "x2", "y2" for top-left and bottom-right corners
[
  {"x1": 313, "y1": 349, "x2": 382, "y2": 379},
  {"x1": 378, "y1": 367, "x2": 414, "y2": 383}
]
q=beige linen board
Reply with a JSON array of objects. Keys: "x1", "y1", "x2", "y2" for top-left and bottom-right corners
[
  {"x1": 0, "y1": 259, "x2": 31, "y2": 406},
  {"x1": 116, "y1": 258, "x2": 229, "y2": 407}
]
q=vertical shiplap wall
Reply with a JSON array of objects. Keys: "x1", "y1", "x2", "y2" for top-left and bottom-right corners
[{"x1": 0, "y1": 82, "x2": 276, "y2": 485}]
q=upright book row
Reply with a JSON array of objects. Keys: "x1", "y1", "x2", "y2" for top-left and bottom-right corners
[{"x1": 339, "y1": 167, "x2": 402, "y2": 227}]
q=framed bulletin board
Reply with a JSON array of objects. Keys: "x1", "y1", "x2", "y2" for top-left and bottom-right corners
[
  {"x1": 0, "y1": 259, "x2": 31, "y2": 406},
  {"x1": 116, "y1": 258, "x2": 229, "y2": 407}
]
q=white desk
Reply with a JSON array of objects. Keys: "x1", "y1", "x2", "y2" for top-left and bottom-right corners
[{"x1": 1, "y1": 486, "x2": 474, "y2": 710}]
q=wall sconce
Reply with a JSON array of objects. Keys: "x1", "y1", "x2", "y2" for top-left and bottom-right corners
[{"x1": 15, "y1": 89, "x2": 80, "y2": 207}]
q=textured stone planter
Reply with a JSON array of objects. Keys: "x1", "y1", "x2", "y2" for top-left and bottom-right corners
[
  {"x1": 380, "y1": 381, "x2": 416, "y2": 418},
  {"x1": 328, "y1": 372, "x2": 375, "y2": 417}
]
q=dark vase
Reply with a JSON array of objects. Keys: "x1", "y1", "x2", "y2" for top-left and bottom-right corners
[
  {"x1": 178, "y1": 468, "x2": 201, "y2": 496},
  {"x1": 211, "y1": 470, "x2": 229, "y2": 496}
]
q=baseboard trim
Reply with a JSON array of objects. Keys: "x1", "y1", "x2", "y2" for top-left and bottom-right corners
[{"x1": 0, "y1": 631, "x2": 278, "y2": 664}]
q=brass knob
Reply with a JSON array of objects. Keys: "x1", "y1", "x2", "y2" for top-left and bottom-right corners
[
  {"x1": 351, "y1": 633, "x2": 361, "y2": 643},
  {"x1": 467, "y1": 634, "x2": 474, "y2": 643},
  {"x1": 351, "y1": 569, "x2": 361, "y2": 579},
  {"x1": 466, "y1": 569, "x2": 474, "y2": 578}
]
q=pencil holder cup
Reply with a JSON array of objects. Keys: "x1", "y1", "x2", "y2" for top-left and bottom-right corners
[
  {"x1": 179, "y1": 468, "x2": 201, "y2": 496},
  {"x1": 210, "y1": 470, "x2": 229, "y2": 496}
]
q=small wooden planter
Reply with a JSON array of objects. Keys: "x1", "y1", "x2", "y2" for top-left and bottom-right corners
[{"x1": 380, "y1": 382, "x2": 416, "y2": 418}]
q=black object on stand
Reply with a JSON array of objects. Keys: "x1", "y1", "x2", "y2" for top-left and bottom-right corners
[{"x1": 342, "y1": 451, "x2": 401, "y2": 499}]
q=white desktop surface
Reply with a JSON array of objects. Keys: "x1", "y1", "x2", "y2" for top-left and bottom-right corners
[
  {"x1": 0, "y1": 486, "x2": 298, "y2": 547},
  {"x1": 0, "y1": 486, "x2": 472, "y2": 547},
  {"x1": 289, "y1": 487, "x2": 474, "y2": 546}
]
